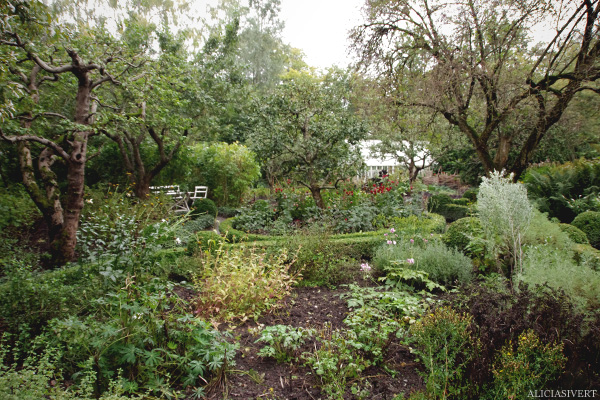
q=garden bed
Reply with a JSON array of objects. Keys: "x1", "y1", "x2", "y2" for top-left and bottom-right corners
[{"x1": 215, "y1": 284, "x2": 425, "y2": 400}]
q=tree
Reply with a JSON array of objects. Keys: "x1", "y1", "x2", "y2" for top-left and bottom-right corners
[
  {"x1": 352, "y1": 0, "x2": 600, "y2": 179},
  {"x1": 98, "y1": 27, "x2": 194, "y2": 199},
  {"x1": 0, "y1": 1, "x2": 142, "y2": 265},
  {"x1": 249, "y1": 69, "x2": 367, "y2": 208},
  {"x1": 353, "y1": 75, "x2": 438, "y2": 182}
]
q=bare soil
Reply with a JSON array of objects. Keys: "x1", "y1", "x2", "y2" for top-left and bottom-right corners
[{"x1": 209, "y1": 285, "x2": 425, "y2": 400}]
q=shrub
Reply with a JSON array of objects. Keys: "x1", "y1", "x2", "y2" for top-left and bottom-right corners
[
  {"x1": 572, "y1": 211, "x2": 600, "y2": 248},
  {"x1": 49, "y1": 279, "x2": 236, "y2": 397},
  {"x1": 478, "y1": 171, "x2": 533, "y2": 275},
  {"x1": 572, "y1": 243, "x2": 600, "y2": 271},
  {"x1": 452, "y1": 198, "x2": 470, "y2": 206},
  {"x1": 217, "y1": 206, "x2": 240, "y2": 218},
  {"x1": 256, "y1": 325, "x2": 315, "y2": 363},
  {"x1": 0, "y1": 264, "x2": 101, "y2": 335},
  {"x1": 518, "y1": 245, "x2": 600, "y2": 312},
  {"x1": 409, "y1": 306, "x2": 475, "y2": 399},
  {"x1": 187, "y1": 142, "x2": 261, "y2": 206},
  {"x1": 438, "y1": 203, "x2": 470, "y2": 222},
  {"x1": 193, "y1": 245, "x2": 298, "y2": 321},
  {"x1": 190, "y1": 198, "x2": 217, "y2": 219},
  {"x1": 0, "y1": 185, "x2": 40, "y2": 230},
  {"x1": 559, "y1": 223, "x2": 589, "y2": 245},
  {"x1": 443, "y1": 217, "x2": 483, "y2": 254},
  {"x1": 374, "y1": 238, "x2": 473, "y2": 286},
  {"x1": 233, "y1": 200, "x2": 275, "y2": 234},
  {"x1": 489, "y1": 330, "x2": 566, "y2": 399},
  {"x1": 462, "y1": 188, "x2": 478, "y2": 202},
  {"x1": 388, "y1": 213, "x2": 446, "y2": 235},
  {"x1": 427, "y1": 194, "x2": 453, "y2": 213}
]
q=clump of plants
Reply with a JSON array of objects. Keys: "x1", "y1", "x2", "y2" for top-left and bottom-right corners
[
  {"x1": 193, "y1": 244, "x2": 299, "y2": 321},
  {"x1": 571, "y1": 210, "x2": 600, "y2": 248},
  {"x1": 477, "y1": 171, "x2": 533, "y2": 276},
  {"x1": 256, "y1": 325, "x2": 315, "y2": 363}
]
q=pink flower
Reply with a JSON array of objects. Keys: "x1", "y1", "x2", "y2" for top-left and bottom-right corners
[
  {"x1": 361, "y1": 263, "x2": 372, "y2": 272},
  {"x1": 407, "y1": 258, "x2": 415, "y2": 264},
  {"x1": 423, "y1": 239, "x2": 428, "y2": 243},
  {"x1": 410, "y1": 239, "x2": 414, "y2": 244},
  {"x1": 390, "y1": 228, "x2": 396, "y2": 233},
  {"x1": 387, "y1": 240, "x2": 393, "y2": 245},
  {"x1": 384, "y1": 233, "x2": 388, "y2": 236}
]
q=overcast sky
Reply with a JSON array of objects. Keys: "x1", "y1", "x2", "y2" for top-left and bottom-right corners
[{"x1": 278, "y1": 0, "x2": 365, "y2": 70}]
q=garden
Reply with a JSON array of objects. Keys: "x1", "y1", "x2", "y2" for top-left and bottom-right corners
[{"x1": 2, "y1": 0, "x2": 600, "y2": 399}]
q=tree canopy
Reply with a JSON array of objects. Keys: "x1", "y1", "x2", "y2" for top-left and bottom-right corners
[{"x1": 351, "y1": 0, "x2": 600, "y2": 178}]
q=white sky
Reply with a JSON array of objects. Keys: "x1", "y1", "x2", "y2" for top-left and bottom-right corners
[{"x1": 279, "y1": 0, "x2": 365, "y2": 70}]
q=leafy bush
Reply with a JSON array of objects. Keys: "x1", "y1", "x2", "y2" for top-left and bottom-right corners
[
  {"x1": 187, "y1": 142, "x2": 261, "y2": 206},
  {"x1": 0, "y1": 264, "x2": 101, "y2": 335},
  {"x1": 302, "y1": 326, "x2": 371, "y2": 400},
  {"x1": 331, "y1": 203, "x2": 378, "y2": 233},
  {"x1": 233, "y1": 200, "x2": 275, "y2": 234},
  {"x1": 190, "y1": 198, "x2": 217, "y2": 219},
  {"x1": 462, "y1": 188, "x2": 478, "y2": 202},
  {"x1": 217, "y1": 206, "x2": 240, "y2": 218},
  {"x1": 571, "y1": 211, "x2": 600, "y2": 248},
  {"x1": 438, "y1": 204, "x2": 470, "y2": 222},
  {"x1": 443, "y1": 217, "x2": 483, "y2": 254},
  {"x1": 572, "y1": 243, "x2": 600, "y2": 271},
  {"x1": 49, "y1": 279, "x2": 236, "y2": 397},
  {"x1": 0, "y1": 343, "x2": 134, "y2": 400},
  {"x1": 558, "y1": 223, "x2": 589, "y2": 244},
  {"x1": 387, "y1": 213, "x2": 446, "y2": 235},
  {"x1": 489, "y1": 330, "x2": 566, "y2": 399},
  {"x1": 256, "y1": 325, "x2": 315, "y2": 363},
  {"x1": 193, "y1": 245, "x2": 298, "y2": 321},
  {"x1": 409, "y1": 306, "x2": 475, "y2": 399},
  {"x1": 518, "y1": 245, "x2": 600, "y2": 312},
  {"x1": 427, "y1": 194, "x2": 454, "y2": 213},
  {"x1": 0, "y1": 185, "x2": 40, "y2": 230},
  {"x1": 523, "y1": 159, "x2": 600, "y2": 223},
  {"x1": 374, "y1": 238, "x2": 473, "y2": 286},
  {"x1": 478, "y1": 171, "x2": 533, "y2": 275}
]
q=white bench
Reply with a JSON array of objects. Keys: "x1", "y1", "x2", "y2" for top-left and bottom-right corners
[
  {"x1": 149, "y1": 185, "x2": 189, "y2": 213},
  {"x1": 189, "y1": 186, "x2": 208, "y2": 202}
]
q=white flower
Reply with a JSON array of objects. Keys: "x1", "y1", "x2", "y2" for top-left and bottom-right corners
[
  {"x1": 86, "y1": 198, "x2": 93, "y2": 204},
  {"x1": 161, "y1": 219, "x2": 166, "y2": 223},
  {"x1": 175, "y1": 237, "x2": 182, "y2": 245}
]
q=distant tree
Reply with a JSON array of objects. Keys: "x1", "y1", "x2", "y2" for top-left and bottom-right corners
[
  {"x1": 249, "y1": 69, "x2": 367, "y2": 208},
  {"x1": 352, "y1": 0, "x2": 600, "y2": 179}
]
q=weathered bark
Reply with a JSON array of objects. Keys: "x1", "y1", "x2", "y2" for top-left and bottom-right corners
[{"x1": 310, "y1": 185, "x2": 325, "y2": 209}]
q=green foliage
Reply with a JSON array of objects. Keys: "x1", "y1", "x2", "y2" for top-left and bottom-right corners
[
  {"x1": 0, "y1": 185, "x2": 40, "y2": 230},
  {"x1": 190, "y1": 198, "x2": 218, "y2": 219},
  {"x1": 49, "y1": 278, "x2": 237, "y2": 397},
  {"x1": 256, "y1": 325, "x2": 315, "y2": 363},
  {"x1": 192, "y1": 245, "x2": 298, "y2": 321},
  {"x1": 0, "y1": 342, "x2": 134, "y2": 400},
  {"x1": 571, "y1": 211, "x2": 600, "y2": 248},
  {"x1": 442, "y1": 217, "x2": 483, "y2": 254},
  {"x1": 572, "y1": 243, "x2": 600, "y2": 271},
  {"x1": 374, "y1": 238, "x2": 473, "y2": 286},
  {"x1": 188, "y1": 142, "x2": 261, "y2": 206},
  {"x1": 427, "y1": 194, "x2": 453, "y2": 213},
  {"x1": 489, "y1": 330, "x2": 566, "y2": 399},
  {"x1": 478, "y1": 171, "x2": 533, "y2": 275},
  {"x1": 409, "y1": 306, "x2": 475, "y2": 399},
  {"x1": 217, "y1": 206, "x2": 240, "y2": 218},
  {"x1": 518, "y1": 245, "x2": 600, "y2": 312},
  {"x1": 558, "y1": 223, "x2": 589, "y2": 245},
  {"x1": 233, "y1": 200, "x2": 276, "y2": 234},
  {"x1": 387, "y1": 213, "x2": 447, "y2": 235},
  {"x1": 302, "y1": 326, "x2": 371, "y2": 400},
  {"x1": 0, "y1": 264, "x2": 101, "y2": 335},
  {"x1": 462, "y1": 188, "x2": 479, "y2": 202},
  {"x1": 523, "y1": 159, "x2": 600, "y2": 223}
]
